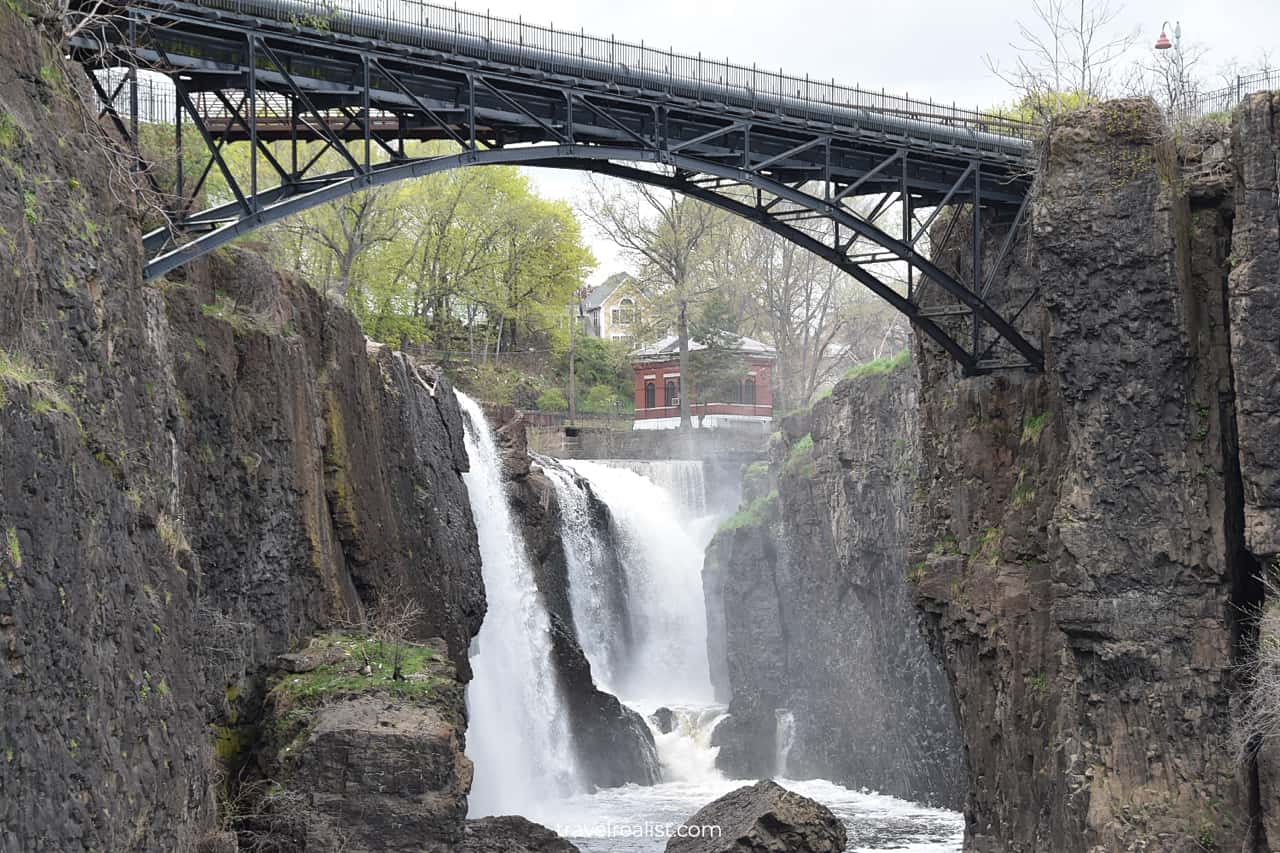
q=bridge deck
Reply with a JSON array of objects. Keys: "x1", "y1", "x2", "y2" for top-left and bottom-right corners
[{"x1": 169, "y1": 0, "x2": 1034, "y2": 162}]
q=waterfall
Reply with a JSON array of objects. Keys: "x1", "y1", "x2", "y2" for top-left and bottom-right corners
[
  {"x1": 562, "y1": 460, "x2": 718, "y2": 706},
  {"x1": 457, "y1": 392, "x2": 581, "y2": 817},
  {"x1": 595, "y1": 459, "x2": 708, "y2": 516},
  {"x1": 775, "y1": 708, "x2": 797, "y2": 778},
  {"x1": 538, "y1": 460, "x2": 630, "y2": 689},
  {"x1": 650, "y1": 705, "x2": 728, "y2": 784}
]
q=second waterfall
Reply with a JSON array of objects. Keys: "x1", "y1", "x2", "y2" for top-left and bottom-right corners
[{"x1": 458, "y1": 392, "x2": 583, "y2": 817}]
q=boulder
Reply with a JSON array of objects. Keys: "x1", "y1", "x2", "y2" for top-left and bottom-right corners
[
  {"x1": 652, "y1": 706, "x2": 676, "y2": 734},
  {"x1": 250, "y1": 636, "x2": 472, "y2": 852},
  {"x1": 665, "y1": 780, "x2": 845, "y2": 853},
  {"x1": 463, "y1": 816, "x2": 581, "y2": 852}
]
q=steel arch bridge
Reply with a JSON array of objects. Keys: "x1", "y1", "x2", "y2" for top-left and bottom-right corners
[{"x1": 72, "y1": 0, "x2": 1044, "y2": 374}]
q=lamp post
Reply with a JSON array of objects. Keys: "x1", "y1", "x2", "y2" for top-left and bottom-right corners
[
  {"x1": 1154, "y1": 21, "x2": 1188, "y2": 112},
  {"x1": 1154, "y1": 20, "x2": 1180, "y2": 51}
]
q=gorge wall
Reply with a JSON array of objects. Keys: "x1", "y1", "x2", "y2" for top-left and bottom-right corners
[
  {"x1": 704, "y1": 358, "x2": 966, "y2": 808},
  {"x1": 0, "y1": 10, "x2": 488, "y2": 850},
  {"x1": 910, "y1": 95, "x2": 1280, "y2": 851}
]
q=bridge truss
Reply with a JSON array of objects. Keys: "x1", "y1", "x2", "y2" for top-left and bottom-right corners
[{"x1": 73, "y1": 0, "x2": 1043, "y2": 373}]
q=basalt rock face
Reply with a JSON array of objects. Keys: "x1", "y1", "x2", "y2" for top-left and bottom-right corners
[
  {"x1": 0, "y1": 10, "x2": 484, "y2": 850},
  {"x1": 488, "y1": 409, "x2": 660, "y2": 789},
  {"x1": 910, "y1": 98, "x2": 1280, "y2": 851},
  {"x1": 1231, "y1": 92, "x2": 1280, "y2": 847},
  {"x1": 707, "y1": 363, "x2": 965, "y2": 807}
]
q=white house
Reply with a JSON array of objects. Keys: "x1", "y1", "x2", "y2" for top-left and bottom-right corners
[{"x1": 580, "y1": 272, "x2": 640, "y2": 341}]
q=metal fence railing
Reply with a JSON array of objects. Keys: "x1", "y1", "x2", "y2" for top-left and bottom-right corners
[
  {"x1": 1180, "y1": 69, "x2": 1279, "y2": 118},
  {"x1": 172, "y1": 0, "x2": 1034, "y2": 150}
]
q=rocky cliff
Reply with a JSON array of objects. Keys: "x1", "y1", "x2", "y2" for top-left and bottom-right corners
[
  {"x1": 705, "y1": 358, "x2": 965, "y2": 807},
  {"x1": 0, "y1": 9, "x2": 488, "y2": 850},
  {"x1": 910, "y1": 97, "x2": 1280, "y2": 851}
]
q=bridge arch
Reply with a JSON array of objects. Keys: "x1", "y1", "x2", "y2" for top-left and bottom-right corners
[
  {"x1": 76, "y1": 0, "x2": 1043, "y2": 373},
  {"x1": 139, "y1": 142, "x2": 1036, "y2": 372}
]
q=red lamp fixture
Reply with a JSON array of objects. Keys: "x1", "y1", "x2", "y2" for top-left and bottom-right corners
[{"x1": 1154, "y1": 30, "x2": 1172, "y2": 50}]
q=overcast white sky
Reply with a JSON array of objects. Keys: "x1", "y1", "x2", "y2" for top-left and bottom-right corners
[{"x1": 469, "y1": 0, "x2": 1278, "y2": 283}]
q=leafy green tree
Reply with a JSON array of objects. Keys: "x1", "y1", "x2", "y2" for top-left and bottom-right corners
[
  {"x1": 581, "y1": 384, "x2": 622, "y2": 414},
  {"x1": 536, "y1": 388, "x2": 569, "y2": 412},
  {"x1": 561, "y1": 337, "x2": 631, "y2": 400},
  {"x1": 194, "y1": 139, "x2": 594, "y2": 362}
]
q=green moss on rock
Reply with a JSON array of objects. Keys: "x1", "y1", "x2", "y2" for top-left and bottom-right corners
[{"x1": 264, "y1": 634, "x2": 456, "y2": 763}]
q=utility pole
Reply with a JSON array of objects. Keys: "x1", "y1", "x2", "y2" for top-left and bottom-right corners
[{"x1": 568, "y1": 299, "x2": 577, "y2": 423}]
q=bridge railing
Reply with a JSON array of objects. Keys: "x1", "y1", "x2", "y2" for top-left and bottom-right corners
[
  {"x1": 1178, "y1": 69, "x2": 1279, "y2": 118},
  {"x1": 95, "y1": 69, "x2": 404, "y2": 129},
  {"x1": 171, "y1": 0, "x2": 1034, "y2": 152}
]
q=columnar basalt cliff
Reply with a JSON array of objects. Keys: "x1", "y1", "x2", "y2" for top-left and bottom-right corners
[
  {"x1": 1232, "y1": 92, "x2": 1280, "y2": 844},
  {"x1": 910, "y1": 96, "x2": 1280, "y2": 851},
  {"x1": 705, "y1": 359, "x2": 965, "y2": 807},
  {"x1": 0, "y1": 10, "x2": 502, "y2": 850}
]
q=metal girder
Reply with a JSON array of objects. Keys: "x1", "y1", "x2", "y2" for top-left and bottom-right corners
[{"x1": 74, "y1": 0, "x2": 1042, "y2": 374}]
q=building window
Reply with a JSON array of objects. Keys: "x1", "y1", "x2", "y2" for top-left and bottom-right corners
[
  {"x1": 664, "y1": 379, "x2": 679, "y2": 407},
  {"x1": 744, "y1": 377, "x2": 757, "y2": 405},
  {"x1": 644, "y1": 381, "x2": 655, "y2": 409},
  {"x1": 611, "y1": 297, "x2": 635, "y2": 326}
]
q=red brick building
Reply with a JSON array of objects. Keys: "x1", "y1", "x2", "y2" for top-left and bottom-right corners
[{"x1": 631, "y1": 334, "x2": 775, "y2": 430}]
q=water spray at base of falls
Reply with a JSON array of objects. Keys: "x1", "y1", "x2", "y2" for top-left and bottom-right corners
[
  {"x1": 649, "y1": 705, "x2": 728, "y2": 785},
  {"x1": 457, "y1": 391, "x2": 582, "y2": 817}
]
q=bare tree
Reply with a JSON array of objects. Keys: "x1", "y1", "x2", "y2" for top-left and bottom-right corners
[
  {"x1": 985, "y1": 0, "x2": 1139, "y2": 119},
  {"x1": 581, "y1": 174, "x2": 726, "y2": 429},
  {"x1": 1125, "y1": 39, "x2": 1209, "y2": 114},
  {"x1": 724, "y1": 220, "x2": 855, "y2": 410}
]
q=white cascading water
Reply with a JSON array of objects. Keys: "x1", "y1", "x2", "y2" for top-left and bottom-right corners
[
  {"x1": 598, "y1": 459, "x2": 708, "y2": 516},
  {"x1": 562, "y1": 460, "x2": 719, "y2": 706},
  {"x1": 457, "y1": 391, "x2": 581, "y2": 817},
  {"x1": 775, "y1": 708, "x2": 797, "y2": 778},
  {"x1": 650, "y1": 705, "x2": 728, "y2": 784},
  {"x1": 538, "y1": 462, "x2": 627, "y2": 689}
]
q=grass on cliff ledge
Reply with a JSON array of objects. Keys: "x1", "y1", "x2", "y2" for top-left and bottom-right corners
[
  {"x1": 263, "y1": 633, "x2": 453, "y2": 764},
  {"x1": 842, "y1": 349, "x2": 911, "y2": 382},
  {"x1": 718, "y1": 490, "x2": 778, "y2": 533},
  {"x1": 0, "y1": 348, "x2": 75, "y2": 419},
  {"x1": 782, "y1": 433, "x2": 816, "y2": 478},
  {"x1": 270, "y1": 634, "x2": 445, "y2": 707}
]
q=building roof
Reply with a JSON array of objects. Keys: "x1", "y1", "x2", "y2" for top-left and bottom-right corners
[
  {"x1": 632, "y1": 332, "x2": 776, "y2": 359},
  {"x1": 581, "y1": 272, "x2": 634, "y2": 312}
]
